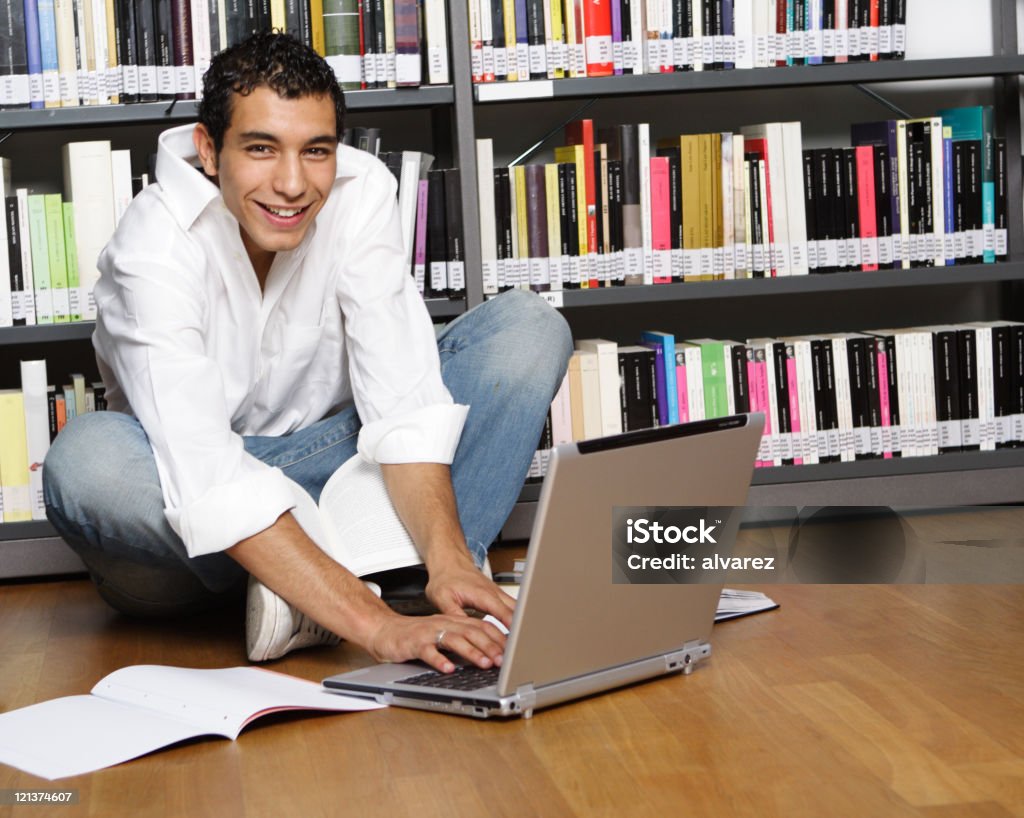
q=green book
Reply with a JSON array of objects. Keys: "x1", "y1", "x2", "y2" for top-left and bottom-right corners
[
  {"x1": 26, "y1": 194, "x2": 53, "y2": 325},
  {"x1": 692, "y1": 339, "x2": 729, "y2": 419},
  {"x1": 323, "y1": 0, "x2": 361, "y2": 91},
  {"x1": 44, "y1": 193, "x2": 69, "y2": 323},
  {"x1": 62, "y1": 202, "x2": 81, "y2": 321}
]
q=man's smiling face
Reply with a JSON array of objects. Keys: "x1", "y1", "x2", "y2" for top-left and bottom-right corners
[{"x1": 193, "y1": 86, "x2": 338, "y2": 279}]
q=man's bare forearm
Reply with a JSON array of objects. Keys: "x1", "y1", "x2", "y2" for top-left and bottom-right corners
[
  {"x1": 226, "y1": 511, "x2": 395, "y2": 647},
  {"x1": 380, "y1": 462, "x2": 476, "y2": 571}
]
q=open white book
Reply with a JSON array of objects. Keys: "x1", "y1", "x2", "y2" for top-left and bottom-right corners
[
  {"x1": 0, "y1": 666, "x2": 383, "y2": 781},
  {"x1": 288, "y1": 454, "x2": 424, "y2": 576}
]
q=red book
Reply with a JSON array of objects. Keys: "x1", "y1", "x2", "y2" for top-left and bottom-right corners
[
  {"x1": 869, "y1": 0, "x2": 880, "y2": 61},
  {"x1": 583, "y1": 0, "x2": 614, "y2": 76},
  {"x1": 776, "y1": 0, "x2": 788, "y2": 67},
  {"x1": 565, "y1": 119, "x2": 599, "y2": 287},
  {"x1": 855, "y1": 145, "x2": 879, "y2": 271},
  {"x1": 744, "y1": 138, "x2": 778, "y2": 277},
  {"x1": 650, "y1": 156, "x2": 672, "y2": 283}
]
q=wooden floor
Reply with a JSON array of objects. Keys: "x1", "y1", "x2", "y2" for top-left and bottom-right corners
[{"x1": 2, "y1": 567, "x2": 1024, "y2": 816}]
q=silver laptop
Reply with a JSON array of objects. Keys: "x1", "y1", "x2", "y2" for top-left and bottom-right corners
[{"x1": 323, "y1": 413, "x2": 764, "y2": 719}]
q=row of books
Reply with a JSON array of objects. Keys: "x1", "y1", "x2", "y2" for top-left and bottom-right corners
[
  {"x1": 468, "y1": 0, "x2": 908, "y2": 83},
  {"x1": 0, "y1": 0, "x2": 449, "y2": 110},
  {"x1": 347, "y1": 131, "x2": 467, "y2": 298},
  {"x1": 0, "y1": 360, "x2": 106, "y2": 523},
  {"x1": 475, "y1": 107, "x2": 1007, "y2": 293},
  {"x1": 527, "y1": 321, "x2": 1024, "y2": 479},
  {"x1": 0, "y1": 143, "x2": 133, "y2": 328}
]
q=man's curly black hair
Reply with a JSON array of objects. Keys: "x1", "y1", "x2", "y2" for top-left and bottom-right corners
[{"x1": 197, "y1": 31, "x2": 346, "y2": 154}]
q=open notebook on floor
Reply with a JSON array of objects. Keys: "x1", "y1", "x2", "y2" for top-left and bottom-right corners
[{"x1": 324, "y1": 413, "x2": 765, "y2": 719}]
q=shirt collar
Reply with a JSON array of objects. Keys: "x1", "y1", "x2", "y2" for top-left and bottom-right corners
[{"x1": 154, "y1": 123, "x2": 361, "y2": 232}]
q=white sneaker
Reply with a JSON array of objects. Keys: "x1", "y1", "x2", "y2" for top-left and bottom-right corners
[{"x1": 245, "y1": 577, "x2": 381, "y2": 662}]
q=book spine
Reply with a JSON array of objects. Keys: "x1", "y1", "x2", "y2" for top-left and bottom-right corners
[
  {"x1": 171, "y1": 0, "x2": 194, "y2": 99},
  {"x1": 443, "y1": 168, "x2": 465, "y2": 296},
  {"x1": 52, "y1": 0, "x2": 79, "y2": 106},
  {"x1": 392, "y1": 0, "x2": 418, "y2": 85},
  {"x1": 583, "y1": 0, "x2": 612, "y2": 75},
  {"x1": 855, "y1": 144, "x2": 878, "y2": 271},
  {"x1": 995, "y1": 137, "x2": 1008, "y2": 260}
]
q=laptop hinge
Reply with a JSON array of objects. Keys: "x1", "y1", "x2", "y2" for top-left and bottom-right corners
[
  {"x1": 515, "y1": 684, "x2": 537, "y2": 719},
  {"x1": 666, "y1": 641, "x2": 712, "y2": 676}
]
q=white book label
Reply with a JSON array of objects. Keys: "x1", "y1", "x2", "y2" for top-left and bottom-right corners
[
  {"x1": 327, "y1": 55, "x2": 362, "y2": 84},
  {"x1": 517, "y1": 45, "x2": 532, "y2": 79},
  {"x1": 492, "y1": 47, "x2": 508, "y2": 80}
]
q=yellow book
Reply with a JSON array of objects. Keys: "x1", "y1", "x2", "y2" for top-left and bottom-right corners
[
  {"x1": 545, "y1": 163, "x2": 562, "y2": 287},
  {"x1": 679, "y1": 135, "x2": 702, "y2": 282},
  {"x1": 502, "y1": 0, "x2": 518, "y2": 80},
  {"x1": 712, "y1": 134, "x2": 723, "y2": 280},
  {"x1": 384, "y1": 0, "x2": 397, "y2": 88},
  {"x1": 271, "y1": 0, "x2": 287, "y2": 30},
  {"x1": 549, "y1": 0, "x2": 565, "y2": 79},
  {"x1": 554, "y1": 144, "x2": 588, "y2": 288},
  {"x1": 310, "y1": 0, "x2": 326, "y2": 54},
  {"x1": 104, "y1": 0, "x2": 119, "y2": 104},
  {"x1": 514, "y1": 165, "x2": 529, "y2": 279},
  {"x1": 0, "y1": 390, "x2": 32, "y2": 522},
  {"x1": 698, "y1": 134, "x2": 715, "y2": 281}
]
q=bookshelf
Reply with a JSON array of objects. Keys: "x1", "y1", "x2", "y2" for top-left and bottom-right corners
[{"x1": 2, "y1": 0, "x2": 1024, "y2": 575}]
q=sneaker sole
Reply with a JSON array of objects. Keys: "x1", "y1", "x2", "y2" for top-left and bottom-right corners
[{"x1": 246, "y1": 577, "x2": 292, "y2": 662}]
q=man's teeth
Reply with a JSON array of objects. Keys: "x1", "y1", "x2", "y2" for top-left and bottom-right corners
[{"x1": 266, "y1": 205, "x2": 303, "y2": 217}]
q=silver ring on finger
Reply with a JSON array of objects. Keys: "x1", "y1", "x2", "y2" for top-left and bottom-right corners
[{"x1": 436, "y1": 629, "x2": 447, "y2": 649}]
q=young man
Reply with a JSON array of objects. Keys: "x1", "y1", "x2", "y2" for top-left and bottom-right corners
[{"x1": 43, "y1": 33, "x2": 572, "y2": 674}]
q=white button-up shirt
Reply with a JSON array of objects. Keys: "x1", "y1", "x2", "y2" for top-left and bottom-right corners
[{"x1": 93, "y1": 124, "x2": 468, "y2": 559}]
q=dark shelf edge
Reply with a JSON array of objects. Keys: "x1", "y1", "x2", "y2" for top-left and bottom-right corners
[
  {"x1": 515, "y1": 448, "x2": 1024, "y2": 503},
  {"x1": 0, "y1": 86, "x2": 455, "y2": 130},
  {"x1": 554, "y1": 262, "x2": 1024, "y2": 308},
  {"x1": 475, "y1": 55, "x2": 1024, "y2": 103},
  {"x1": 0, "y1": 520, "x2": 60, "y2": 542}
]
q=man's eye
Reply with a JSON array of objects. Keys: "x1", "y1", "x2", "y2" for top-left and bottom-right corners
[
  {"x1": 247, "y1": 145, "x2": 271, "y2": 154},
  {"x1": 306, "y1": 147, "x2": 330, "y2": 157}
]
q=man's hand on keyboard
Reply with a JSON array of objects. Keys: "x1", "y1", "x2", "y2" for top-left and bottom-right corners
[{"x1": 366, "y1": 611, "x2": 507, "y2": 674}]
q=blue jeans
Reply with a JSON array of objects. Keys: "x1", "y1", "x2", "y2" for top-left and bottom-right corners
[{"x1": 43, "y1": 290, "x2": 572, "y2": 616}]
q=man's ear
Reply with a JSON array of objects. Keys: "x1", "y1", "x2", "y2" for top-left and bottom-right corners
[{"x1": 193, "y1": 123, "x2": 219, "y2": 177}]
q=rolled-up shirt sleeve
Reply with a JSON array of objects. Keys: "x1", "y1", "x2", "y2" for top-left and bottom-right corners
[
  {"x1": 93, "y1": 220, "x2": 296, "y2": 559},
  {"x1": 334, "y1": 164, "x2": 468, "y2": 465}
]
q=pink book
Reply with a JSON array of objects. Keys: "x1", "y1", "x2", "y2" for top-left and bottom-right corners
[
  {"x1": 650, "y1": 156, "x2": 672, "y2": 284},
  {"x1": 756, "y1": 350, "x2": 773, "y2": 467},
  {"x1": 747, "y1": 348, "x2": 764, "y2": 467},
  {"x1": 412, "y1": 179, "x2": 430, "y2": 295},
  {"x1": 876, "y1": 340, "x2": 892, "y2": 458},
  {"x1": 786, "y1": 347, "x2": 803, "y2": 466},
  {"x1": 675, "y1": 352, "x2": 689, "y2": 423},
  {"x1": 855, "y1": 145, "x2": 879, "y2": 271}
]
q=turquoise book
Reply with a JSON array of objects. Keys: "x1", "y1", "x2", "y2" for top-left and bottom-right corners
[
  {"x1": 640, "y1": 331, "x2": 679, "y2": 424},
  {"x1": 938, "y1": 106, "x2": 995, "y2": 264}
]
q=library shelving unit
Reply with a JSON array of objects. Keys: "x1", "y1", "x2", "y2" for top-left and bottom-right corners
[{"x1": 3, "y1": 0, "x2": 1024, "y2": 576}]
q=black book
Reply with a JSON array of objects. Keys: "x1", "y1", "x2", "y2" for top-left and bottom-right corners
[
  {"x1": 284, "y1": 0, "x2": 302, "y2": 39},
  {"x1": 0, "y1": 0, "x2": 29, "y2": 109},
  {"x1": 114, "y1": 0, "x2": 140, "y2": 104},
  {"x1": 811, "y1": 148, "x2": 835, "y2": 273},
  {"x1": 556, "y1": 163, "x2": 571, "y2": 283},
  {"x1": 1012, "y1": 324, "x2": 1024, "y2": 446},
  {"x1": 618, "y1": 347, "x2": 655, "y2": 432},
  {"x1": 964, "y1": 140, "x2": 984, "y2": 264},
  {"x1": 878, "y1": 0, "x2": 893, "y2": 59},
  {"x1": 907, "y1": 138, "x2": 926, "y2": 268},
  {"x1": 829, "y1": 148, "x2": 846, "y2": 272},
  {"x1": 608, "y1": 159, "x2": 625, "y2": 285},
  {"x1": 729, "y1": 343, "x2": 749, "y2": 415},
  {"x1": 791, "y1": 0, "x2": 805, "y2": 66},
  {"x1": 842, "y1": 147, "x2": 859, "y2": 272},
  {"x1": 821, "y1": 338, "x2": 842, "y2": 460},
  {"x1": 770, "y1": 341, "x2": 794, "y2": 466},
  {"x1": 846, "y1": 336, "x2": 877, "y2": 460},
  {"x1": 823, "y1": 0, "x2": 836, "y2": 64},
  {"x1": 672, "y1": 0, "x2": 687, "y2": 71},
  {"x1": 616, "y1": 124, "x2": 643, "y2": 284},
  {"x1": 802, "y1": 150, "x2": 818, "y2": 273},
  {"x1": 5, "y1": 195, "x2": 25, "y2": 325},
  {"x1": 92, "y1": 383, "x2": 107, "y2": 412},
  {"x1": 873, "y1": 145, "x2": 894, "y2": 268},
  {"x1": 225, "y1": 0, "x2": 250, "y2": 47},
  {"x1": 849, "y1": 0, "x2": 867, "y2": 62},
  {"x1": 47, "y1": 387, "x2": 58, "y2": 443},
  {"x1": 136, "y1": 0, "x2": 159, "y2": 102},
  {"x1": 525, "y1": 0, "x2": 546, "y2": 79},
  {"x1": 747, "y1": 155, "x2": 764, "y2": 278},
  {"x1": 953, "y1": 140, "x2": 967, "y2": 265},
  {"x1": 995, "y1": 137, "x2": 1008, "y2": 260},
  {"x1": 490, "y1": 0, "x2": 506, "y2": 80},
  {"x1": 361, "y1": 0, "x2": 376, "y2": 87},
  {"x1": 863, "y1": 335, "x2": 883, "y2": 457},
  {"x1": 493, "y1": 169, "x2": 510, "y2": 292},
  {"x1": 810, "y1": 339, "x2": 838, "y2": 462},
  {"x1": 154, "y1": 0, "x2": 175, "y2": 100},
  {"x1": 563, "y1": 162, "x2": 581, "y2": 289},
  {"x1": 957, "y1": 328, "x2": 980, "y2": 451},
  {"x1": 992, "y1": 324, "x2": 1014, "y2": 448},
  {"x1": 385, "y1": 152, "x2": 404, "y2": 186},
  {"x1": 892, "y1": 0, "x2": 906, "y2": 59},
  {"x1": 931, "y1": 327, "x2": 963, "y2": 454},
  {"x1": 425, "y1": 168, "x2": 447, "y2": 297},
  {"x1": 207, "y1": 0, "x2": 221, "y2": 52},
  {"x1": 373, "y1": 0, "x2": 387, "y2": 88},
  {"x1": 443, "y1": 168, "x2": 465, "y2": 297},
  {"x1": 254, "y1": 0, "x2": 271, "y2": 32},
  {"x1": 592, "y1": 150, "x2": 605, "y2": 271}
]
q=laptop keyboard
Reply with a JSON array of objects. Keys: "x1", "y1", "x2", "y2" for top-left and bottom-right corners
[{"x1": 397, "y1": 666, "x2": 500, "y2": 691}]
